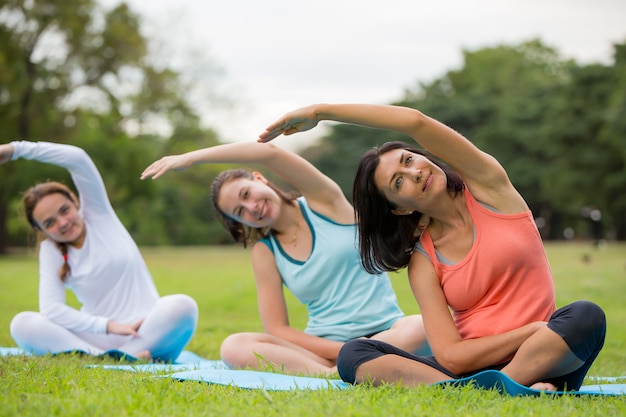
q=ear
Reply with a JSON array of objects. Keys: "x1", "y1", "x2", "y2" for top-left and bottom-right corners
[
  {"x1": 391, "y1": 208, "x2": 414, "y2": 216},
  {"x1": 251, "y1": 171, "x2": 268, "y2": 184},
  {"x1": 413, "y1": 215, "x2": 431, "y2": 238},
  {"x1": 417, "y1": 215, "x2": 431, "y2": 230}
]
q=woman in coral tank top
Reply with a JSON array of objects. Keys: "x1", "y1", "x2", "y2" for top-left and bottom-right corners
[{"x1": 259, "y1": 103, "x2": 606, "y2": 392}]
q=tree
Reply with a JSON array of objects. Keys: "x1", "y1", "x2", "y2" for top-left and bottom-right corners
[
  {"x1": 0, "y1": 0, "x2": 223, "y2": 252},
  {"x1": 302, "y1": 40, "x2": 625, "y2": 240},
  {"x1": 543, "y1": 41, "x2": 626, "y2": 240}
]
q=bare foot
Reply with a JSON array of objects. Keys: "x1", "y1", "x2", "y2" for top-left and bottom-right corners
[
  {"x1": 134, "y1": 350, "x2": 152, "y2": 361},
  {"x1": 530, "y1": 382, "x2": 557, "y2": 392}
]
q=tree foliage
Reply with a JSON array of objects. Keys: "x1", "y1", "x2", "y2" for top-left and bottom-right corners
[
  {"x1": 303, "y1": 40, "x2": 626, "y2": 240},
  {"x1": 0, "y1": 0, "x2": 230, "y2": 253},
  {"x1": 1, "y1": 2, "x2": 623, "y2": 251}
]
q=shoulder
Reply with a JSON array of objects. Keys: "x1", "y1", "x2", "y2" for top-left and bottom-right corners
[
  {"x1": 302, "y1": 195, "x2": 355, "y2": 225},
  {"x1": 465, "y1": 177, "x2": 528, "y2": 215},
  {"x1": 251, "y1": 240, "x2": 276, "y2": 260}
]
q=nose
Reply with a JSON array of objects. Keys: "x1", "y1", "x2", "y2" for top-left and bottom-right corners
[
  {"x1": 408, "y1": 167, "x2": 422, "y2": 182},
  {"x1": 242, "y1": 200, "x2": 259, "y2": 217},
  {"x1": 57, "y1": 216, "x2": 70, "y2": 230}
]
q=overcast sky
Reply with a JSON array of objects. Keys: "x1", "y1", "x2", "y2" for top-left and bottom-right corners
[{"x1": 102, "y1": 0, "x2": 626, "y2": 148}]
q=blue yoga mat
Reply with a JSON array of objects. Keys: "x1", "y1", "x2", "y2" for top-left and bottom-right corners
[
  {"x1": 3, "y1": 347, "x2": 624, "y2": 394},
  {"x1": 0, "y1": 346, "x2": 139, "y2": 360},
  {"x1": 438, "y1": 370, "x2": 626, "y2": 397},
  {"x1": 0, "y1": 346, "x2": 226, "y2": 368},
  {"x1": 0, "y1": 347, "x2": 29, "y2": 357},
  {"x1": 169, "y1": 368, "x2": 349, "y2": 391}
]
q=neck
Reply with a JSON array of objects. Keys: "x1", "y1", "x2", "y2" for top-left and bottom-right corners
[
  {"x1": 426, "y1": 194, "x2": 469, "y2": 237},
  {"x1": 69, "y1": 225, "x2": 87, "y2": 249},
  {"x1": 274, "y1": 201, "x2": 301, "y2": 246}
]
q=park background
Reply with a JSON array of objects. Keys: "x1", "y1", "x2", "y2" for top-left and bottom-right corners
[
  {"x1": 1, "y1": 2, "x2": 626, "y2": 416},
  {"x1": 1, "y1": 1, "x2": 625, "y2": 252}
]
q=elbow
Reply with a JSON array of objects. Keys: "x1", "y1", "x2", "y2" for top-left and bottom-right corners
[
  {"x1": 261, "y1": 142, "x2": 278, "y2": 152},
  {"x1": 39, "y1": 304, "x2": 54, "y2": 318},
  {"x1": 65, "y1": 144, "x2": 89, "y2": 159},
  {"x1": 259, "y1": 142, "x2": 283, "y2": 163},
  {"x1": 404, "y1": 108, "x2": 429, "y2": 135},
  {"x1": 264, "y1": 323, "x2": 289, "y2": 339},
  {"x1": 435, "y1": 350, "x2": 474, "y2": 376}
]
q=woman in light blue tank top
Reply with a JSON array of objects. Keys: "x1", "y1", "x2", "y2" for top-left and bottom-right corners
[{"x1": 142, "y1": 141, "x2": 429, "y2": 375}]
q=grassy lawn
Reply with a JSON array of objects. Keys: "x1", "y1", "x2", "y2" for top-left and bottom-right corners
[{"x1": 0, "y1": 242, "x2": 625, "y2": 416}]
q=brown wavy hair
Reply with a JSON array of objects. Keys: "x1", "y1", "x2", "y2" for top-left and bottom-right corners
[
  {"x1": 210, "y1": 169, "x2": 300, "y2": 248},
  {"x1": 23, "y1": 181, "x2": 77, "y2": 282}
]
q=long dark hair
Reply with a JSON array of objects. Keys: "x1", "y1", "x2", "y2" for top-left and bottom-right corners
[
  {"x1": 23, "y1": 181, "x2": 76, "y2": 282},
  {"x1": 210, "y1": 169, "x2": 300, "y2": 247},
  {"x1": 353, "y1": 141, "x2": 464, "y2": 274}
]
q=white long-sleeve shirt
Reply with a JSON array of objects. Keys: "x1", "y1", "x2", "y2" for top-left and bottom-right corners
[{"x1": 12, "y1": 141, "x2": 159, "y2": 334}]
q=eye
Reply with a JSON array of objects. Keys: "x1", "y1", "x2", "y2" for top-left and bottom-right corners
[
  {"x1": 405, "y1": 155, "x2": 413, "y2": 165},
  {"x1": 60, "y1": 205, "x2": 70, "y2": 215},
  {"x1": 243, "y1": 190, "x2": 249, "y2": 200},
  {"x1": 395, "y1": 177, "x2": 403, "y2": 190},
  {"x1": 43, "y1": 219, "x2": 55, "y2": 229}
]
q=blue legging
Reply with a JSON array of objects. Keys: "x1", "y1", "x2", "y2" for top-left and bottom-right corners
[{"x1": 337, "y1": 300, "x2": 606, "y2": 391}]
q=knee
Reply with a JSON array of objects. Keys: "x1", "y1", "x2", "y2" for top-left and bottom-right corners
[
  {"x1": 10, "y1": 312, "x2": 39, "y2": 338},
  {"x1": 572, "y1": 300, "x2": 606, "y2": 336},
  {"x1": 550, "y1": 300, "x2": 606, "y2": 360},
  {"x1": 337, "y1": 339, "x2": 377, "y2": 384},
  {"x1": 10, "y1": 312, "x2": 43, "y2": 346},
  {"x1": 162, "y1": 294, "x2": 199, "y2": 323},
  {"x1": 220, "y1": 333, "x2": 259, "y2": 368},
  {"x1": 575, "y1": 301, "x2": 607, "y2": 359}
]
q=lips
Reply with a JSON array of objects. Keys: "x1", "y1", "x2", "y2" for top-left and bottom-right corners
[
  {"x1": 422, "y1": 173, "x2": 433, "y2": 192},
  {"x1": 60, "y1": 223, "x2": 75, "y2": 236},
  {"x1": 258, "y1": 201, "x2": 267, "y2": 220}
]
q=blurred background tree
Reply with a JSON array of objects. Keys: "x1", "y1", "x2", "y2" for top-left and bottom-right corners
[
  {"x1": 302, "y1": 39, "x2": 626, "y2": 241},
  {"x1": 1, "y1": 1, "x2": 624, "y2": 254},
  {"x1": 0, "y1": 0, "x2": 231, "y2": 253}
]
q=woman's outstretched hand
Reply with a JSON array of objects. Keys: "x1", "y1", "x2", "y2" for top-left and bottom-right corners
[
  {"x1": 140, "y1": 154, "x2": 192, "y2": 180},
  {"x1": 0, "y1": 143, "x2": 15, "y2": 165},
  {"x1": 258, "y1": 105, "x2": 321, "y2": 143}
]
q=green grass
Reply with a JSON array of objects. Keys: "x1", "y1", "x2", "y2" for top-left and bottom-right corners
[{"x1": 1, "y1": 242, "x2": 625, "y2": 416}]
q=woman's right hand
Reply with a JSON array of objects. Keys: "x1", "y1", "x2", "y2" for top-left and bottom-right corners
[
  {"x1": 106, "y1": 319, "x2": 144, "y2": 337},
  {"x1": 258, "y1": 105, "x2": 321, "y2": 143},
  {"x1": 0, "y1": 143, "x2": 15, "y2": 165},
  {"x1": 140, "y1": 154, "x2": 192, "y2": 180}
]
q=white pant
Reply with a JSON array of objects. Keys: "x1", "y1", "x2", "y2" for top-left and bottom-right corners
[{"x1": 10, "y1": 294, "x2": 198, "y2": 362}]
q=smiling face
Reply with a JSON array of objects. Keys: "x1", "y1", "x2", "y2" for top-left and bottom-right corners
[
  {"x1": 216, "y1": 172, "x2": 283, "y2": 228},
  {"x1": 373, "y1": 148, "x2": 447, "y2": 213},
  {"x1": 31, "y1": 192, "x2": 85, "y2": 246}
]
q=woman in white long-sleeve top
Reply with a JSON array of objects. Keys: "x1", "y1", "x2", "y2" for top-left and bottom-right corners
[{"x1": 1, "y1": 141, "x2": 198, "y2": 362}]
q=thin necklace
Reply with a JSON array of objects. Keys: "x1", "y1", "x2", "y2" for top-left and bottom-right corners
[{"x1": 284, "y1": 203, "x2": 301, "y2": 246}]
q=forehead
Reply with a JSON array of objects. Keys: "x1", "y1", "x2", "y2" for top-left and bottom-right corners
[
  {"x1": 373, "y1": 149, "x2": 404, "y2": 192},
  {"x1": 31, "y1": 193, "x2": 73, "y2": 221}
]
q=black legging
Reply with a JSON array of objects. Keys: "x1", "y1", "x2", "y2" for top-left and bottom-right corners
[{"x1": 337, "y1": 300, "x2": 606, "y2": 391}]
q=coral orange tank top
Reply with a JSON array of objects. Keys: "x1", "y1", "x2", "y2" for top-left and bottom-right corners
[{"x1": 419, "y1": 190, "x2": 556, "y2": 340}]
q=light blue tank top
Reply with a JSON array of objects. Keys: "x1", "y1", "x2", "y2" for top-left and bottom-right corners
[{"x1": 260, "y1": 197, "x2": 404, "y2": 341}]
